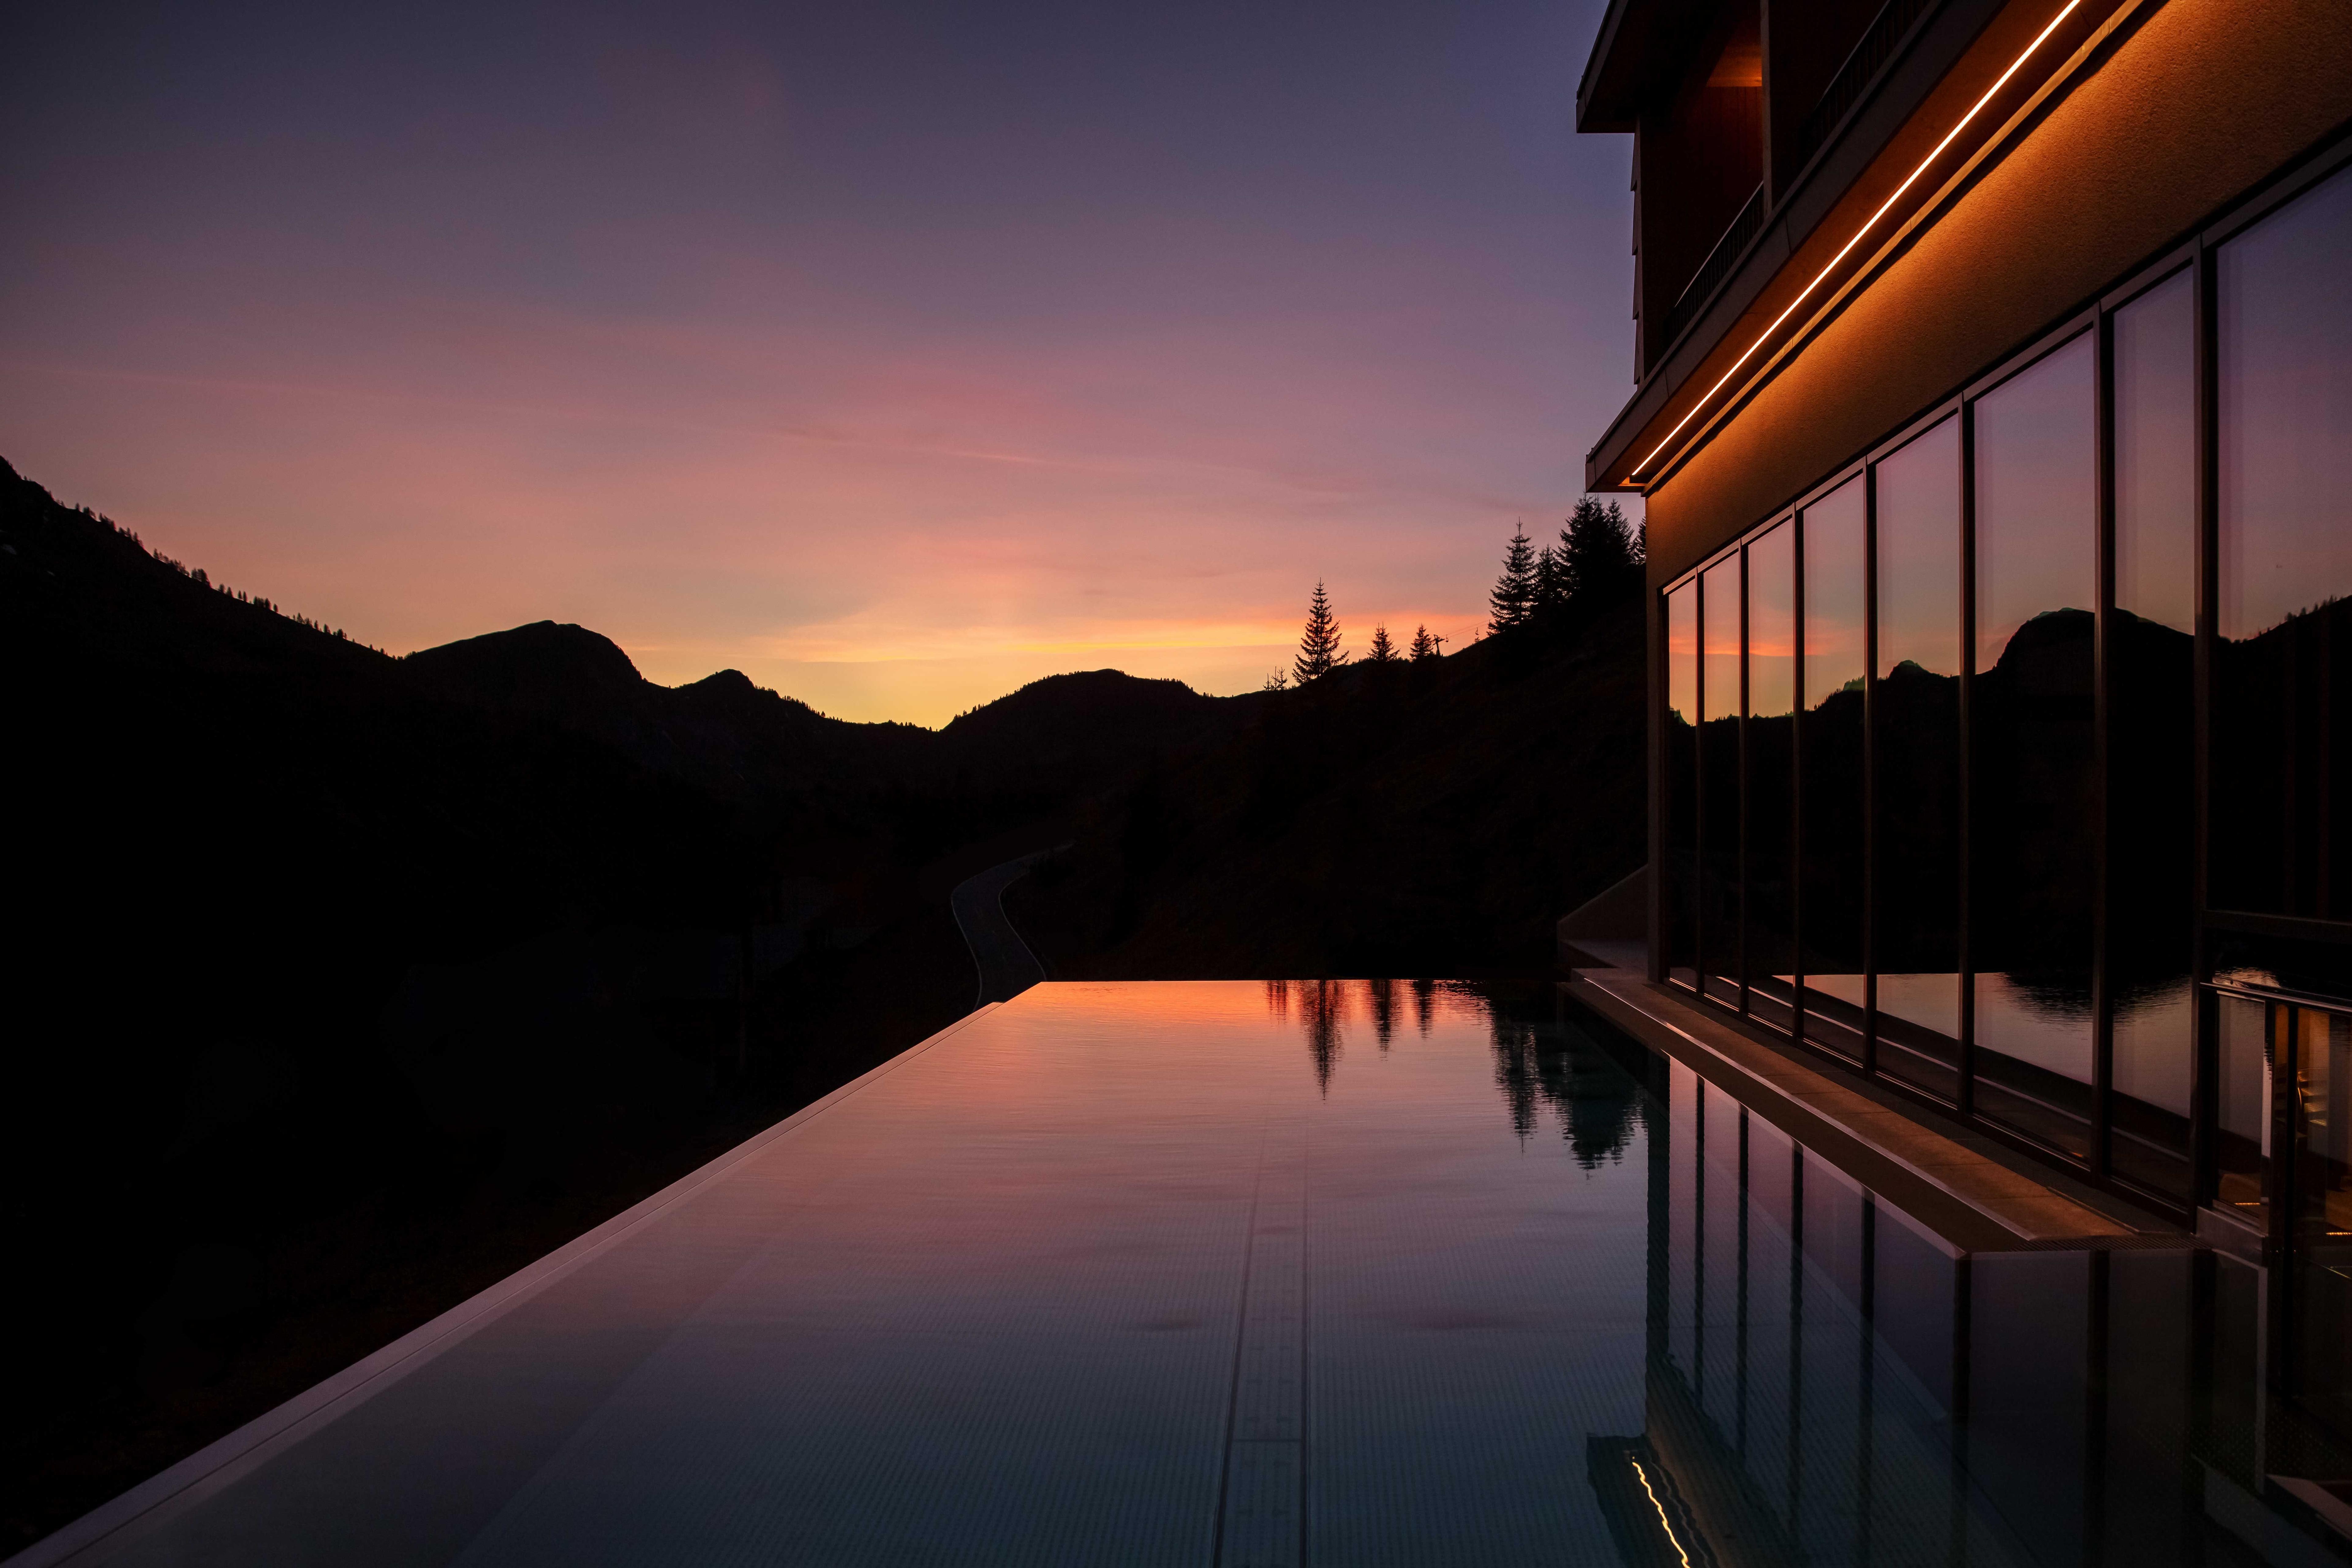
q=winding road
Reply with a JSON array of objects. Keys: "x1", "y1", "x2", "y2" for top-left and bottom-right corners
[{"x1": 948, "y1": 850, "x2": 1056, "y2": 1009}]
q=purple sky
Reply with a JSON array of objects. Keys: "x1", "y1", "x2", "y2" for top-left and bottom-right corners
[{"x1": 4, "y1": 0, "x2": 1639, "y2": 723}]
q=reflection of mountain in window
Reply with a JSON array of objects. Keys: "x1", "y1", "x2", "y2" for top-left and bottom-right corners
[{"x1": 2214, "y1": 165, "x2": 2352, "y2": 924}]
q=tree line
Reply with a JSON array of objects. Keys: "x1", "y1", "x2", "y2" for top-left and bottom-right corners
[
  {"x1": 83, "y1": 504, "x2": 380, "y2": 650},
  {"x1": 1486, "y1": 497, "x2": 1642, "y2": 635},
  {"x1": 1269, "y1": 496, "x2": 1642, "y2": 690}
]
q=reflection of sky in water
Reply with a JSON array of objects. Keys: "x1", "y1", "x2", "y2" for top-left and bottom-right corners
[{"x1": 68, "y1": 979, "x2": 2339, "y2": 1567}]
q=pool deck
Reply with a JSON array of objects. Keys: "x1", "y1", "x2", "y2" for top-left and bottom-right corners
[{"x1": 1567, "y1": 967, "x2": 2182, "y2": 1249}]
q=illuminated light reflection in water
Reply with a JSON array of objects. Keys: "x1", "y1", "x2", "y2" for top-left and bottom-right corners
[{"x1": 59, "y1": 981, "x2": 2350, "y2": 1567}]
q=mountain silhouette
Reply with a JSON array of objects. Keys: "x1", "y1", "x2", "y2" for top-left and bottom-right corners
[
  {"x1": 0, "y1": 454, "x2": 1260, "y2": 1547},
  {"x1": 3, "y1": 450, "x2": 1645, "y2": 1544},
  {"x1": 1009, "y1": 602, "x2": 1647, "y2": 978}
]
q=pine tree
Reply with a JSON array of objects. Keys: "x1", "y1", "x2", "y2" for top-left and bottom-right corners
[
  {"x1": 1532, "y1": 541, "x2": 1568, "y2": 616},
  {"x1": 1488, "y1": 526, "x2": 1538, "y2": 634},
  {"x1": 1558, "y1": 497, "x2": 1644, "y2": 611},
  {"x1": 1366, "y1": 624, "x2": 1399, "y2": 664},
  {"x1": 1262, "y1": 668, "x2": 1291, "y2": 691},
  {"x1": 1409, "y1": 624, "x2": 1443, "y2": 661},
  {"x1": 1294, "y1": 581, "x2": 1346, "y2": 684}
]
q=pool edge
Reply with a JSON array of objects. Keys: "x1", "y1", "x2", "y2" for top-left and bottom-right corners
[{"x1": 7, "y1": 1002, "x2": 1009, "y2": 1568}]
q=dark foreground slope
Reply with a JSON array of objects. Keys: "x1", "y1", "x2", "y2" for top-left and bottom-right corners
[
  {"x1": 1008, "y1": 605, "x2": 1648, "y2": 979},
  {"x1": 0, "y1": 460, "x2": 1254, "y2": 1549}
]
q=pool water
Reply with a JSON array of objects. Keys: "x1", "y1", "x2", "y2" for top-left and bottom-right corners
[{"x1": 42, "y1": 981, "x2": 2351, "y2": 1566}]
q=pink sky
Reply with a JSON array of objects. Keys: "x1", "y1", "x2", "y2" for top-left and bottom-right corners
[{"x1": 2, "y1": 0, "x2": 1639, "y2": 725}]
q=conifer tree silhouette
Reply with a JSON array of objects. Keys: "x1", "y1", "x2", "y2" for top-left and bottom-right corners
[
  {"x1": 1366, "y1": 624, "x2": 1399, "y2": 664},
  {"x1": 1294, "y1": 581, "x2": 1346, "y2": 683},
  {"x1": 1488, "y1": 527, "x2": 1538, "y2": 634},
  {"x1": 1559, "y1": 497, "x2": 1644, "y2": 609},
  {"x1": 1532, "y1": 539, "x2": 1568, "y2": 616},
  {"x1": 1409, "y1": 624, "x2": 1442, "y2": 661}
]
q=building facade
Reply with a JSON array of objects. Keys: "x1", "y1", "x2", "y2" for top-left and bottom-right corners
[
  {"x1": 1595, "y1": 1043, "x2": 2352, "y2": 1567},
  {"x1": 1576, "y1": 0, "x2": 2348, "y2": 1449}
]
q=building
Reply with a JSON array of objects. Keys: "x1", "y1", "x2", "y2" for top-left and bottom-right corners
[
  {"x1": 1593, "y1": 1038, "x2": 2352, "y2": 1565},
  {"x1": 1570, "y1": 0, "x2": 2349, "y2": 1483}
]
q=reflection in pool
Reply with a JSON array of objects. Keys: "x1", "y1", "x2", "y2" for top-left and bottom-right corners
[{"x1": 43, "y1": 982, "x2": 2350, "y2": 1567}]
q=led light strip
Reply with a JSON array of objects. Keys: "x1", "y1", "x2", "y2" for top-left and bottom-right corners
[
  {"x1": 1628, "y1": 0, "x2": 2086, "y2": 483},
  {"x1": 1629, "y1": 1459, "x2": 1697, "y2": 1568}
]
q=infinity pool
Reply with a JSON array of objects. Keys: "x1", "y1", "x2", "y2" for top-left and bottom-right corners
[{"x1": 32, "y1": 981, "x2": 2349, "y2": 1566}]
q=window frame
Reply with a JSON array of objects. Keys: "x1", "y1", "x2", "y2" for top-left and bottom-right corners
[{"x1": 1649, "y1": 130, "x2": 2352, "y2": 1225}]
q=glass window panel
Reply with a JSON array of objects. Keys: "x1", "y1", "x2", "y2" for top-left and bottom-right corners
[
  {"x1": 1748, "y1": 524, "x2": 1797, "y2": 1026},
  {"x1": 2110, "y1": 271, "x2": 2197, "y2": 1202},
  {"x1": 1703, "y1": 558, "x2": 1742, "y2": 726},
  {"x1": 1800, "y1": 477, "x2": 1867, "y2": 1062},
  {"x1": 1971, "y1": 336, "x2": 2097, "y2": 1163},
  {"x1": 2290, "y1": 1005, "x2": 2352, "y2": 1436},
  {"x1": 2115, "y1": 271, "x2": 2197, "y2": 636},
  {"x1": 1749, "y1": 526, "x2": 1796, "y2": 721},
  {"x1": 2215, "y1": 165, "x2": 2352, "y2": 921},
  {"x1": 2293, "y1": 1006, "x2": 2351, "y2": 1243},
  {"x1": 1669, "y1": 583, "x2": 1699, "y2": 727},
  {"x1": 1876, "y1": 420, "x2": 1962, "y2": 682},
  {"x1": 2112, "y1": 981, "x2": 2193, "y2": 1202},
  {"x1": 1667, "y1": 582, "x2": 1699, "y2": 987},
  {"x1": 2215, "y1": 996, "x2": 2276, "y2": 1231},
  {"x1": 1701, "y1": 558, "x2": 1743, "y2": 1005},
  {"x1": 1872, "y1": 418, "x2": 1963, "y2": 1100}
]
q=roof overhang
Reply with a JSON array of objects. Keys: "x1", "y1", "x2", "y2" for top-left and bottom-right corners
[
  {"x1": 1578, "y1": 0, "x2": 1722, "y2": 133},
  {"x1": 1581, "y1": 0, "x2": 2132, "y2": 493}
]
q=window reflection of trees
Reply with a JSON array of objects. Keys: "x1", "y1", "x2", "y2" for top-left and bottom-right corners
[
  {"x1": 1655, "y1": 163, "x2": 2352, "y2": 1213},
  {"x1": 2215, "y1": 164, "x2": 2352, "y2": 940},
  {"x1": 1871, "y1": 417, "x2": 1965, "y2": 1102},
  {"x1": 1972, "y1": 334, "x2": 2098, "y2": 1159}
]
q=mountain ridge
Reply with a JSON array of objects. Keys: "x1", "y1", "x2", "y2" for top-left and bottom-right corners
[
  {"x1": 1, "y1": 454, "x2": 1258, "y2": 803},
  {"x1": 0, "y1": 453, "x2": 1266, "y2": 1549}
]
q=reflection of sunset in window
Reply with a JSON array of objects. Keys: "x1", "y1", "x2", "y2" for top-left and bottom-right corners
[
  {"x1": 1667, "y1": 581, "x2": 1698, "y2": 726},
  {"x1": 1701, "y1": 559, "x2": 1741, "y2": 725},
  {"x1": 1801, "y1": 476, "x2": 1865, "y2": 708},
  {"x1": 1747, "y1": 522, "x2": 1794, "y2": 719}
]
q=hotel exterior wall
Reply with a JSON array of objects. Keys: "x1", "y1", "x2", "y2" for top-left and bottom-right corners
[{"x1": 1643, "y1": 0, "x2": 2352, "y2": 586}]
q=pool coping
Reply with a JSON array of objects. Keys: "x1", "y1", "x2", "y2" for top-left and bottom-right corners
[
  {"x1": 1566, "y1": 969, "x2": 2193, "y2": 1252},
  {"x1": 8, "y1": 1003, "x2": 1007, "y2": 1568}
]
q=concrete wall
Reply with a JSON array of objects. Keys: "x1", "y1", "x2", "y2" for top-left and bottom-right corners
[{"x1": 1643, "y1": 0, "x2": 2352, "y2": 586}]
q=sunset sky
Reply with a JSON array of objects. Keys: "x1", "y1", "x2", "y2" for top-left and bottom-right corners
[{"x1": 3, "y1": 0, "x2": 1638, "y2": 725}]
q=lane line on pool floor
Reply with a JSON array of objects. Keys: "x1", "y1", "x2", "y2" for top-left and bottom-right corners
[{"x1": 1217, "y1": 1109, "x2": 1309, "y2": 1568}]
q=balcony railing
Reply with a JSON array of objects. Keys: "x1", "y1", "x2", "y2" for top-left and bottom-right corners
[
  {"x1": 1794, "y1": 0, "x2": 1937, "y2": 174},
  {"x1": 1662, "y1": 182, "x2": 1766, "y2": 351}
]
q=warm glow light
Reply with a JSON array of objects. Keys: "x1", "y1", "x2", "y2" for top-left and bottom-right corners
[
  {"x1": 1629, "y1": 1459, "x2": 1696, "y2": 1568},
  {"x1": 1629, "y1": 0, "x2": 2086, "y2": 483}
]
